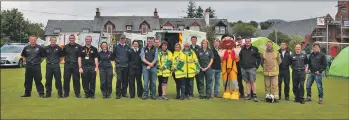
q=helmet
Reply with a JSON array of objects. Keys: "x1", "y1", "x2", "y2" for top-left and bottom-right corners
[{"x1": 265, "y1": 94, "x2": 275, "y2": 103}]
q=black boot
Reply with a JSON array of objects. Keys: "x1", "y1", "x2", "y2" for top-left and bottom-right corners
[
  {"x1": 39, "y1": 94, "x2": 46, "y2": 98},
  {"x1": 46, "y1": 92, "x2": 51, "y2": 98},
  {"x1": 58, "y1": 91, "x2": 63, "y2": 98}
]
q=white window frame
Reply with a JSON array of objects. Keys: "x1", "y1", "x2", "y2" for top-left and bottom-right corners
[
  {"x1": 215, "y1": 26, "x2": 220, "y2": 34},
  {"x1": 189, "y1": 26, "x2": 200, "y2": 31},
  {"x1": 82, "y1": 29, "x2": 90, "y2": 33},
  {"x1": 220, "y1": 26, "x2": 226, "y2": 34},
  {"x1": 141, "y1": 24, "x2": 148, "y2": 35},
  {"x1": 53, "y1": 29, "x2": 61, "y2": 34},
  {"x1": 126, "y1": 25, "x2": 132, "y2": 31},
  {"x1": 107, "y1": 25, "x2": 113, "y2": 33},
  {"x1": 162, "y1": 26, "x2": 173, "y2": 30},
  {"x1": 178, "y1": 26, "x2": 184, "y2": 31}
]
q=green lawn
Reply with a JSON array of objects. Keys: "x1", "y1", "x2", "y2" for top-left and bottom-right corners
[{"x1": 1, "y1": 64, "x2": 348, "y2": 119}]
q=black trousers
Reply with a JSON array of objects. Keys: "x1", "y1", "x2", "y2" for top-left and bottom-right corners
[
  {"x1": 185, "y1": 77, "x2": 194, "y2": 97},
  {"x1": 81, "y1": 66, "x2": 96, "y2": 97},
  {"x1": 237, "y1": 62, "x2": 244, "y2": 96},
  {"x1": 63, "y1": 62, "x2": 80, "y2": 96},
  {"x1": 116, "y1": 67, "x2": 128, "y2": 97},
  {"x1": 45, "y1": 63, "x2": 63, "y2": 95},
  {"x1": 174, "y1": 75, "x2": 185, "y2": 98},
  {"x1": 24, "y1": 65, "x2": 44, "y2": 95},
  {"x1": 129, "y1": 67, "x2": 143, "y2": 98},
  {"x1": 292, "y1": 71, "x2": 306, "y2": 101},
  {"x1": 194, "y1": 75, "x2": 200, "y2": 97},
  {"x1": 278, "y1": 69, "x2": 291, "y2": 98},
  {"x1": 100, "y1": 68, "x2": 113, "y2": 97},
  {"x1": 158, "y1": 76, "x2": 169, "y2": 96}
]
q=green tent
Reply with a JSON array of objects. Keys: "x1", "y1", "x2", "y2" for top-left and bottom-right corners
[
  {"x1": 329, "y1": 47, "x2": 349, "y2": 78},
  {"x1": 247, "y1": 37, "x2": 280, "y2": 72}
]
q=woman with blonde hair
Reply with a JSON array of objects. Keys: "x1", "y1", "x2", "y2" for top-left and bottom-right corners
[{"x1": 196, "y1": 39, "x2": 214, "y2": 99}]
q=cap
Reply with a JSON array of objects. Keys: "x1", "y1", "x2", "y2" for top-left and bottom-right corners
[
  {"x1": 120, "y1": 35, "x2": 126, "y2": 39},
  {"x1": 161, "y1": 41, "x2": 168, "y2": 46}
]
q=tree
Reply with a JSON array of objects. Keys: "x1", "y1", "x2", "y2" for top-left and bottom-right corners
[
  {"x1": 267, "y1": 30, "x2": 292, "y2": 45},
  {"x1": 288, "y1": 35, "x2": 303, "y2": 52},
  {"x1": 260, "y1": 21, "x2": 273, "y2": 30},
  {"x1": 195, "y1": 6, "x2": 204, "y2": 18},
  {"x1": 1, "y1": 9, "x2": 27, "y2": 42},
  {"x1": 185, "y1": 1, "x2": 196, "y2": 18},
  {"x1": 207, "y1": 7, "x2": 216, "y2": 18},
  {"x1": 203, "y1": 26, "x2": 215, "y2": 48},
  {"x1": 249, "y1": 21, "x2": 259, "y2": 28},
  {"x1": 232, "y1": 23, "x2": 257, "y2": 38},
  {"x1": 1, "y1": 8, "x2": 44, "y2": 43}
]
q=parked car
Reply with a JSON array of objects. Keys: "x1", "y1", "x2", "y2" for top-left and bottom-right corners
[{"x1": 0, "y1": 43, "x2": 28, "y2": 68}]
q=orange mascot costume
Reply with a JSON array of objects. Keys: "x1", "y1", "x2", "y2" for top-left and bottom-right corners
[{"x1": 219, "y1": 35, "x2": 240, "y2": 100}]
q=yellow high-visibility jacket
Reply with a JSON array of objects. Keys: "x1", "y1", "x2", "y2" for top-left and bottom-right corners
[
  {"x1": 157, "y1": 50, "x2": 173, "y2": 77},
  {"x1": 180, "y1": 49, "x2": 200, "y2": 78},
  {"x1": 172, "y1": 51, "x2": 185, "y2": 79}
]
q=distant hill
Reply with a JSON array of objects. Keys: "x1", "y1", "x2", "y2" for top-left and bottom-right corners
[{"x1": 265, "y1": 19, "x2": 287, "y2": 23}]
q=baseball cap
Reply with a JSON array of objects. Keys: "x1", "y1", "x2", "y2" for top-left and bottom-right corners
[{"x1": 120, "y1": 35, "x2": 126, "y2": 39}]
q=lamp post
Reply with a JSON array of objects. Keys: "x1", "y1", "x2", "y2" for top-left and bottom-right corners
[{"x1": 326, "y1": 19, "x2": 329, "y2": 55}]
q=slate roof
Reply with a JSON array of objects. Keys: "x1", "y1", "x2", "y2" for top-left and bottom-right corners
[
  {"x1": 44, "y1": 20, "x2": 94, "y2": 36},
  {"x1": 45, "y1": 16, "x2": 233, "y2": 36},
  {"x1": 260, "y1": 17, "x2": 320, "y2": 39}
]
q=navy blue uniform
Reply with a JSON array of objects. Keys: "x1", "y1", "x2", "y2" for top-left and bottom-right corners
[
  {"x1": 98, "y1": 50, "x2": 114, "y2": 98},
  {"x1": 44, "y1": 45, "x2": 64, "y2": 97},
  {"x1": 79, "y1": 45, "x2": 98, "y2": 98}
]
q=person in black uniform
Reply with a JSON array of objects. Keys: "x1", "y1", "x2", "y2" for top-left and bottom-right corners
[
  {"x1": 44, "y1": 37, "x2": 64, "y2": 98},
  {"x1": 190, "y1": 36, "x2": 200, "y2": 98},
  {"x1": 290, "y1": 44, "x2": 308, "y2": 104},
  {"x1": 78, "y1": 36, "x2": 99, "y2": 99},
  {"x1": 63, "y1": 34, "x2": 83, "y2": 98},
  {"x1": 278, "y1": 41, "x2": 292, "y2": 101},
  {"x1": 128, "y1": 41, "x2": 143, "y2": 98},
  {"x1": 98, "y1": 42, "x2": 114, "y2": 99},
  {"x1": 20, "y1": 35, "x2": 46, "y2": 98},
  {"x1": 113, "y1": 35, "x2": 131, "y2": 99}
]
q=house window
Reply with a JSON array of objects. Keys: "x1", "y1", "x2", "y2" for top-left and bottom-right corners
[
  {"x1": 53, "y1": 29, "x2": 61, "y2": 34},
  {"x1": 107, "y1": 25, "x2": 113, "y2": 33},
  {"x1": 126, "y1": 25, "x2": 132, "y2": 31},
  {"x1": 215, "y1": 26, "x2": 226, "y2": 34},
  {"x1": 341, "y1": 7, "x2": 347, "y2": 13},
  {"x1": 162, "y1": 26, "x2": 173, "y2": 30},
  {"x1": 178, "y1": 26, "x2": 184, "y2": 30},
  {"x1": 189, "y1": 26, "x2": 200, "y2": 31},
  {"x1": 141, "y1": 24, "x2": 148, "y2": 34},
  {"x1": 82, "y1": 29, "x2": 90, "y2": 33}
]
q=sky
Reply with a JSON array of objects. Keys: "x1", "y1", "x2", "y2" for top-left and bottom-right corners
[{"x1": 1, "y1": 1, "x2": 338, "y2": 26}]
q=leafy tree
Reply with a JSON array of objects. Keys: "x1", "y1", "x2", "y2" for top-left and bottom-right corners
[
  {"x1": 195, "y1": 6, "x2": 204, "y2": 18},
  {"x1": 1, "y1": 9, "x2": 27, "y2": 43},
  {"x1": 232, "y1": 23, "x2": 257, "y2": 38},
  {"x1": 249, "y1": 21, "x2": 259, "y2": 28},
  {"x1": 1, "y1": 8, "x2": 44, "y2": 43},
  {"x1": 288, "y1": 35, "x2": 303, "y2": 52},
  {"x1": 185, "y1": 1, "x2": 196, "y2": 18},
  {"x1": 267, "y1": 30, "x2": 291, "y2": 45},
  {"x1": 203, "y1": 26, "x2": 215, "y2": 48},
  {"x1": 260, "y1": 21, "x2": 273, "y2": 30},
  {"x1": 207, "y1": 7, "x2": 216, "y2": 18}
]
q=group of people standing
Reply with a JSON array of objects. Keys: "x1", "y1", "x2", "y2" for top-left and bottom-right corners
[{"x1": 20, "y1": 34, "x2": 326, "y2": 104}]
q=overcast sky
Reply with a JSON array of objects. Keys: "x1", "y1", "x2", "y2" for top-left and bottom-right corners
[{"x1": 2, "y1": 1, "x2": 338, "y2": 26}]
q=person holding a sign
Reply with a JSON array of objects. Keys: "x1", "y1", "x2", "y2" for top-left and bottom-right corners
[
  {"x1": 78, "y1": 36, "x2": 99, "y2": 99},
  {"x1": 197, "y1": 40, "x2": 214, "y2": 99}
]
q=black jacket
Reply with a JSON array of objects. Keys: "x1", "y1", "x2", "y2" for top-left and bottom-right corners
[
  {"x1": 309, "y1": 52, "x2": 327, "y2": 73},
  {"x1": 97, "y1": 50, "x2": 113, "y2": 69},
  {"x1": 45, "y1": 45, "x2": 64, "y2": 64},
  {"x1": 129, "y1": 48, "x2": 142, "y2": 69},
  {"x1": 211, "y1": 48, "x2": 221, "y2": 70},
  {"x1": 239, "y1": 45, "x2": 261, "y2": 69},
  {"x1": 63, "y1": 43, "x2": 83, "y2": 63},
  {"x1": 278, "y1": 49, "x2": 292, "y2": 70},
  {"x1": 290, "y1": 53, "x2": 308, "y2": 71},
  {"x1": 113, "y1": 44, "x2": 131, "y2": 68}
]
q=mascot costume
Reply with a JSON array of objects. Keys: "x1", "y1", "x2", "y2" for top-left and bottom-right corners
[{"x1": 219, "y1": 35, "x2": 240, "y2": 100}]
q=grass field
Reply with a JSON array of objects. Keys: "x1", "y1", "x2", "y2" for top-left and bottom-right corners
[{"x1": 1, "y1": 64, "x2": 348, "y2": 119}]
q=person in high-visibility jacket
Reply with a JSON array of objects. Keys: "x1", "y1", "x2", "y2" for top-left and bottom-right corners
[
  {"x1": 181, "y1": 42, "x2": 200, "y2": 99},
  {"x1": 157, "y1": 41, "x2": 172, "y2": 100},
  {"x1": 171, "y1": 43, "x2": 186, "y2": 100}
]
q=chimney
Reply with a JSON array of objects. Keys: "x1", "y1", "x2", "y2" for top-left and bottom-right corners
[
  {"x1": 154, "y1": 8, "x2": 159, "y2": 19},
  {"x1": 95, "y1": 8, "x2": 100, "y2": 18},
  {"x1": 205, "y1": 8, "x2": 210, "y2": 27}
]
